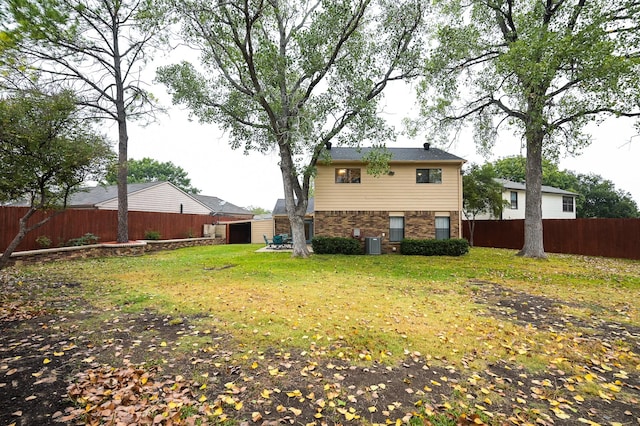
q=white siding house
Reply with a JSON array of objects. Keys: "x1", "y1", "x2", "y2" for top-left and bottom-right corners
[{"x1": 474, "y1": 178, "x2": 577, "y2": 220}]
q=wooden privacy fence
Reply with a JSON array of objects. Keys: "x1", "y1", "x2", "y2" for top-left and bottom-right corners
[
  {"x1": 463, "y1": 218, "x2": 640, "y2": 260},
  {"x1": 1, "y1": 207, "x2": 216, "y2": 252}
]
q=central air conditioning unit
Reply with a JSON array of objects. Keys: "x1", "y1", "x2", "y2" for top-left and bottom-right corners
[{"x1": 365, "y1": 237, "x2": 381, "y2": 255}]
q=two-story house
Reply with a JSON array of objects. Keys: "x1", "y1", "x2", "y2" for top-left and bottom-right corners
[
  {"x1": 305, "y1": 144, "x2": 466, "y2": 253},
  {"x1": 472, "y1": 178, "x2": 578, "y2": 220}
]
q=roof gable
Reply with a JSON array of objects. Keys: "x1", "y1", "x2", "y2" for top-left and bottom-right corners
[{"x1": 272, "y1": 198, "x2": 314, "y2": 216}]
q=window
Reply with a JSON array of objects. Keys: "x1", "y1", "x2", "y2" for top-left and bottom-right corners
[
  {"x1": 562, "y1": 196, "x2": 574, "y2": 212},
  {"x1": 416, "y1": 168, "x2": 442, "y2": 183},
  {"x1": 389, "y1": 217, "x2": 404, "y2": 242},
  {"x1": 510, "y1": 191, "x2": 518, "y2": 209},
  {"x1": 335, "y1": 168, "x2": 361, "y2": 183},
  {"x1": 435, "y1": 217, "x2": 450, "y2": 240}
]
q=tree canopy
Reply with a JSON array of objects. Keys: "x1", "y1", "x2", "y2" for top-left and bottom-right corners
[
  {"x1": 104, "y1": 157, "x2": 201, "y2": 194},
  {"x1": 1, "y1": 0, "x2": 168, "y2": 242},
  {"x1": 419, "y1": 0, "x2": 640, "y2": 258},
  {"x1": 0, "y1": 89, "x2": 113, "y2": 269},
  {"x1": 157, "y1": 0, "x2": 425, "y2": 257},
  {"x1": 462, "y1": 163, "x2": 506, "y2": 246}
]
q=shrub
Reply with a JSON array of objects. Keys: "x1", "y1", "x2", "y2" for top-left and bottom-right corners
[
  {"x1": 400, "y1": 238, "x2": 469, "y2": 256},
  {"x1": 35, "y1": 235, "x2": 52, "y2": 248},
  {"x1": 66, "y1": 233, "x2": 100, "y2": 247},
  {"x1": 144, "y1": 230, "x2": 162, "y2": 240},
  {"x1": 311, "y1": 236, "x2": 362, "y2": 255}
]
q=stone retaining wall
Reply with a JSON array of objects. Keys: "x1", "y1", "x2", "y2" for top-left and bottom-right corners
[{"x1": 4, "y1": 238, "x2": 225, "y2": 267}]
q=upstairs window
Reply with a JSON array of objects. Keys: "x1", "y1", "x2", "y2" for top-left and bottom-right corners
[
  {"x1": 510, "y1": 191, "x2": 518, "y2": 209},
  {"x1": 562, "y1": 196, "x2": 574, "y2": 212},
  {"x1": 416, "y1": 168, "x2": 442, "y2": 183},
  {"x1": 335, "y1": 168, "x2": 361, "y2": 183}
]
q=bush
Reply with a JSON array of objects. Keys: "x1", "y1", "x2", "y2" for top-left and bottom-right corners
[
  {"x1": 66, "y1": 233, "x2": 99, "y2": 247},
  {"x1": 144, "y1": 230, "x2": 162, "y2": 240},
  {"x1": 35, "y1": 235, "x2": 52, "y2": 248},
  {"x1": 311, "y1": 236, "x2": 362, "y2": 255},
  {"x1": 400, "y1": 238, "x2": 469, "y2": 256}
]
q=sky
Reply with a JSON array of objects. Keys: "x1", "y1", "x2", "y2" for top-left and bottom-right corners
[{"x1": 125, "y1": 81, "x2": 640, "y2": 212}]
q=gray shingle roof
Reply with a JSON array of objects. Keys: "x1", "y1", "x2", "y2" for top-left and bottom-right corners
[
  {"x1": 496, "y1": 178, "x2": 578, "y2": 196},
  {"x1": 192, "y1": 194, "x2": 252, "y2": 215},
  {"x1": 272, "y1": 198, "x2": 314, "y2": 216},
  {"x1": 326, "y1": 146, "x2": 465, "y2": 162},
  {"x1": 68, "y1": 182, "x2": 161, "y2": 206}
]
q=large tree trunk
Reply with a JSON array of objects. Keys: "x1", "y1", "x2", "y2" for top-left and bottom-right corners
[
  {"x1": 116, "y1": 114, "x2": 129, "y2": 243},
  {"x1": 518, "y1": 130, "x2": 546, "y2": 258},
  {"x1": 279, "y1": 147, "x2": 310, "y2": 258}
]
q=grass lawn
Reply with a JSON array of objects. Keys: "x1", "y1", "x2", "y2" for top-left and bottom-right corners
[{"x1": 2, "y1": 245, "x2": 639, "y2": 425}]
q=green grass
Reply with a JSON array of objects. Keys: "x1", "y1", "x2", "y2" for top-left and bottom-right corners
[{"x1": 15, "y1": 245, "x2": 640, "y2": 370}]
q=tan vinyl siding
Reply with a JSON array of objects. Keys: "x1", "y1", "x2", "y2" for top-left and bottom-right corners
[
  {"x1": 251, "y1": 219, "x2": 275, "y2": 244},
  {"x1": 315, "y1": 162, "x2": 463, "y2": 211},
  {"x1": 97, "y1": 182, "x2": 211, "y2": 214}
]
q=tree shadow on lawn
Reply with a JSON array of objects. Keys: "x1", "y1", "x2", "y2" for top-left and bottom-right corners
[{"x1": 1, "y1": 273, "x2": 639, "y2": 425}]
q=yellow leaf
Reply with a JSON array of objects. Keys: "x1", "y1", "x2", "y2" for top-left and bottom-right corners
[
  {"x1": 276, "y1": 405, "x2": 286, "y2": 413},
  {"x1": 516, "y1": 397, "x2": 526, "y2": 404},
  {"x1": 574, "y1": 395, "x2": 585, "y2": 402},
  {"x1": 368, "y1": 406, "x2": 377, "y2": 413},
  {"x1": 314, "y1": 412, "x2": 323, "y2": 418},
  {"x1": 251, "y1": 361, "x2": 258, "y2": 369},
  {"x1": 251, "y1": 412, "x2": 262, "y2": 422},
  {"x1": 199, "y1": 395, "x2": 207, "y2": 403},
  {"x1": 213, "y1": 406, "x2": 223, "y2": 416},
  {"x1": 43, "y1": 358, "x2": 51, "y2": 364},
  {"x1": 160, "y1": 341, "x2": 167, "y2": 347},
  {"x1": 551, "y1": 408, "x2": 570, "y2": 419},
  {"x1": 290, "y1": 407, "x2": 302, "y2": 416},
  {"x1": 199, "y1": 383, "x2": 206, "y2": 390},
  {"x1": 345, "y1": 412, "x2": 356, "y2": 420},
  {"x1": 31, "y1": 372, "x2": 43, "y2": 378},
  {"x1": 577, "y1": 418, "x2": 601, "y2": 425},
  {"x1": 261, "y1": 389, "x2": 272, "y2": 399},
  {"x1": 286, "y1": 389, "x2": 302, "y2": 398},
  {"x1": 235, "y1": 401, "x2": 243, "y2": 410},
  {"x1": 53, "y1": 352, "x2": 64, "y2": 357}
]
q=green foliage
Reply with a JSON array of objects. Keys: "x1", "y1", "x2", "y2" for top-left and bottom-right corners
[
  {"x1": 35, "y1": 235, "x2": 52, "y2": 248},
  {"x1": 246, "y1": 206, "x2": 270, "y2": 216},
  {"x1": 575, "y1": 174, "x2": 639, "y2": 218},
  {"x1": 400, "y1": 238, "x2": 469, "y2": 257},
  {"x1": 66, "y1": 233, "x2": 99, "y2": 247},
  {"x1": 311, "y1": 237, "x2": 362, "y2": 255},
  {"x1": 104, "y1": 157, "x2": 200, "y2": 194},
  {"x1": 463, "y1": 163, "x2": 506, "y2": 220},
  {"x1": 0, "y1": 90, "x2": 113, "y2": 207},
  {"x1": 144, "y1": 230, "x2": 162, "y2": 240}
]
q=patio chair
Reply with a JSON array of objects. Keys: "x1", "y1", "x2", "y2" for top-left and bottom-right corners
[{"x1": 263, "y1": 235, "x2": 276, "y2": 249}]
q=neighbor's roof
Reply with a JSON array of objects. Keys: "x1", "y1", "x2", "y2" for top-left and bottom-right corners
[
  {"x1": 68, "y1": 182, "x2": 162, "y2": 207},
  {"x1": 496, "y1": 178, "x2": 578, "y2": 196},
  {"x1": 192, "y1": 194, "x2": 252, "y2": 215},
  {"x1": 272, "y1": 198, "x2": 315, "y2": 216},
  {"x1": 325, "y1": 146, "x2": 466, "y2": 163}
]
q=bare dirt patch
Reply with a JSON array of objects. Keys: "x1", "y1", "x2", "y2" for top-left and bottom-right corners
[{"x1": 1, "y1": 273, "x2": 639, "y2": 425}]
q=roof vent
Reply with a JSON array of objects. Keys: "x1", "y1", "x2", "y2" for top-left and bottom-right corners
[
  {"x1": 325, "y1": 141, "x2": 332, "y2": 150},
  {"x1": 423, "y1": 142, "x2": 430, "y2": 150}
]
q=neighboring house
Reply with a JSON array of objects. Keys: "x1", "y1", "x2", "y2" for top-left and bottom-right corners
[
  {"x1": 27, "y1": 181, "x2": 253, "y2": 220},
  {"x1": 52, "y1": 182, "x2": 213, "y2": 215},
  {"x1": 192, "y1": 194, "x2": 254, "y2": 222},
  {"x1": 273, "y1": 144, "x2": 467, "y2": 253},
  {"x1": 473, "y1": 178, "x2": 577, "y2": 220}
]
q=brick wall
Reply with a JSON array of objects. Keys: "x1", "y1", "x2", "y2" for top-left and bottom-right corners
[{"x1": 314, "y1": 210, "x2": 461, "y2": 253}]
